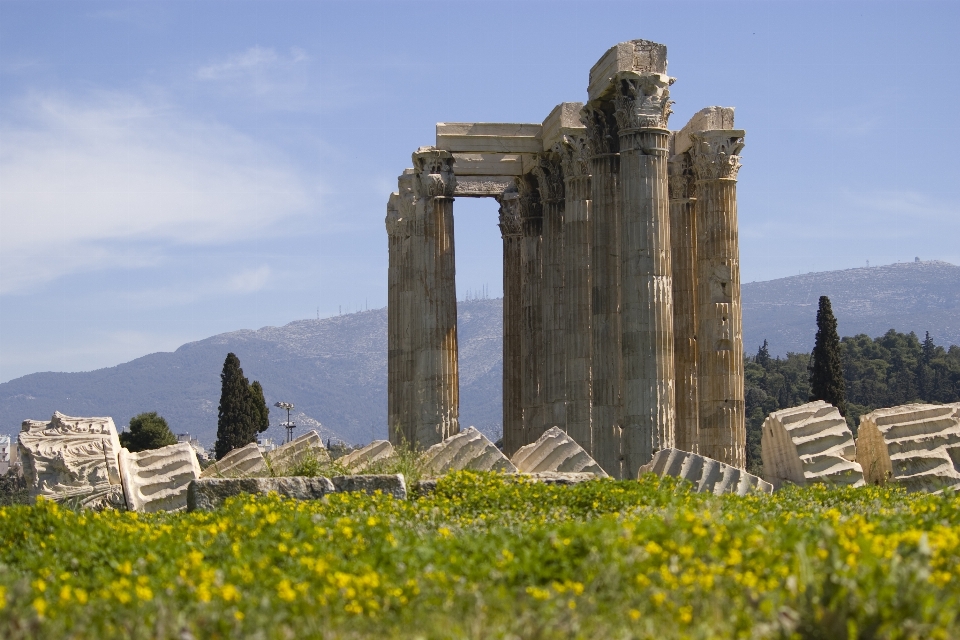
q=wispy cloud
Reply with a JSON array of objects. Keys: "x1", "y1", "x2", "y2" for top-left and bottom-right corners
[
  {"x1": 195, "y1": 46, "x2": 312, "y2": 107},
  {"x1": 0, "y1": 92, "x2": 315, "y2": 294}
]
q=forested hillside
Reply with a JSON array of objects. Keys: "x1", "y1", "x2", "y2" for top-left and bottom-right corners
[{"x1": 744, "y1": 330, "x2": 960, "y2": 475}]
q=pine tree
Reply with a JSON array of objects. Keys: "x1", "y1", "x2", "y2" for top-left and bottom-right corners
[
  {"x1": 215, "y1": 353, "x2": 257, "y2": 460},
  {"x1": 809, "y1": 295, "x2": 847, "y2": 416},
  {"x1": 119, "y1": 412, "x2": 177, "y2": 452},
  {"x1": 756, "y1": 339, "x2": 771, "y2": 368},
  {"x1": 249, "y1": 380, "x2": 270, "y2": 433}
]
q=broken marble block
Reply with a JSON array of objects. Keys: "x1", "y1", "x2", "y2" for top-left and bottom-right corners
[
  {"x1": 760, "y1": 401, "x2": 864, "y2": 490},
  {"x1": 188, "y1": 476, "x2": 336, "y2": 511},
  {"x1": 18, "y1": 412, "x2": 126, "y2": 509},
  {"x1": 338, "y1": 440, "x2": 396, "y2": 472},
  {"x1": 511, "y1": 427, "x2": 608, "y2": 477},
  {"x1": 119, "y1": 443, "x2": 202, "y2": 512},
  {"x1": 856, "y1": 404, "x2": 960, "y2": 493},
  {"x1": 330, "y1": 474, "x2": 406, "y2": 500},
  {"x1": 639, "y1": 448, "x2": 772, "y2": 495},
  {"x1": 200, "y1": 442, "x2": 267, "y2": 478},
  {"x1": 421, "y1": 427, "x2": 517, "y2": 475},
  {"x1": 265, "y1": 430, "x2": 330, "y2": 475}
]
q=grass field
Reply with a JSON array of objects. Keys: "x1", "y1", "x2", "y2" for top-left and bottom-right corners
[{"x1": 0, "y1": 472, "x2": 957, "y2": 639}]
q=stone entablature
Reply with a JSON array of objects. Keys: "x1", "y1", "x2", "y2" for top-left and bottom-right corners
[{"x1": 386, "y1": 39, "x2": 747, "y2": 478}]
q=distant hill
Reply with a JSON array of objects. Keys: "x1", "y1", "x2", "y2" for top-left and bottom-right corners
[
  {"x1": 743, "y1": 260, "x2": 960, "y2": 357},
  {"x1": 0, "y1": 300, "x2": 502, "y2": 448},
  {"x1": 1, "y1": 260, "x2": 957, "y2": 448}
]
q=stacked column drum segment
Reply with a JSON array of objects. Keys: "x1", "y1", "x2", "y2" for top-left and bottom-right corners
[{"x1": 384, "y1": 39, "x2": 746, "y2": 477}]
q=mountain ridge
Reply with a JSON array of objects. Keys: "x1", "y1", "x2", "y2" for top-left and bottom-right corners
[{"x1": 1, "y1": 260, "x2": 956, "y2": 448}]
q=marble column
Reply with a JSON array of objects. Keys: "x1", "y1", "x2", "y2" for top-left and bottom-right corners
[
  {"x1": 690, "y1": 130, "x2": 746, "y2": 467},
  {"x1": 386, "y1": 192, "x2": 402, "y2": 441},
  {"x1": 556, "y1": 134, "x2": 592, "y2": 452},
  {"x1": 517, "y1": 174, "x2": 544, "y2": 446},
  {"x1": 668, "y1": 152, "x2": 700, "y2": 454},
  {"x1": 410, "y1": 148, "x2": 460, "y2": 448},
  {"x1": 581, "y1": 103, "x2": 623, "y2": 478},
  {"x1": 388, "y1": 171, "x2": 417, "y2": 447},
  {"x1": 614, "y1": 72, "x2": 677, "y2": 478},
  {"x1": 533, "y1": 153, "x2": 566, "y2": 433},
  {"x1": 498, "y1": 188, "x2": 524, "y2": 456}
]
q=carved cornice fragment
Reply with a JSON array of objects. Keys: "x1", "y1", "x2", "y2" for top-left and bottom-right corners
[
  {"x1": 689, "y1": 130, "x2": 745, "y2": 181},
  {"x1": 412, "y1": 147, "x2": 457, "y2": 198},
  {"x1": 612, "y1": 72, "x2": 675, "y2": 133}
]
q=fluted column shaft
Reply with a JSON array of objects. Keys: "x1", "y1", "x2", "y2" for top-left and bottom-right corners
[
  {"x1": 668, "y1": 153, "x2": 700, "y2": 453},
  {"x1": 386, "y1": 193, "x2": 402, "y2": 440},
  {"x1": 614, "y1": 72, "x2": 677, "y2": 479},
  {"x1": 518, "y1": 177, "x2": 544, "y2": 445},
  {"x1": 558, "y1": 134, "x2": 592, "y2": 452},
  {"x1": 691, "y1": 131, "x2": 745, "y2": 467},
  {"x1": 582, "y1": 104, "x2": 622, "y2": 477},
  {"x1": 499, "y1": 191, "x2": 524, "y2": 455},
  {"x1": 403, "y1": 149, "x2": 460, "y2": 449},
  {"x1": 535, "y1": 155, "x2": 566, "y2": 432}
]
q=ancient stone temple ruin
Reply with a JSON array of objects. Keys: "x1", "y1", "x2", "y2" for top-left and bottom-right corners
[{"x1": 385, "y1": 39, "x2": 746, "y2": 479}]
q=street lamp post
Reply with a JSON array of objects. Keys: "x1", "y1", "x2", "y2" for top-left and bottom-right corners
[{"x1": 275, "y1": 401, "x2": 296, "y2": 443}]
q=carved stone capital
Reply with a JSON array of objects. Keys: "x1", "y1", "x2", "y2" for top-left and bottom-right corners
[
  {"x1": 497, "y1": 188, "x2": 522, "y2": 238},
  {"x1": 579, "y1": 103, "x2": 618, "y2": 157},
  {"x1": 397, "y1": 171, "x2": 416, "y2": 219},
  {"x1": 668, "y1": 153, "x2": 696, "y2": 200},
  {"x1": 555, "y1": 134, "x2": 590, "y2": 179},
  {"x1": 515, "y1": 175, "x2": 542, "y2": 222},
  {"x1": 531, "y1": 153, "x2": 564, "y2": 203},
  {"x1": 612, "y1": 72, "x2": 675, "y2": 132},
  {"x1": 412, "y1": 147, "x2": 457, "y2": 198},
  {"x1": 689, "y1": 130, "x2": 745, "y2": 181}
]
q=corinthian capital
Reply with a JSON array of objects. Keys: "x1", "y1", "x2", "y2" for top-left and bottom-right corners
[
  {"x1": 412, "y1": 147, "x2": 457, "y2": 198},
  {"x1": 554, "y1": 133, "x2": 590, "y2": 179},
  {"x1": 515, "y1": 174, "x2": 542, "y2": 221},
  {"x1": 689, "y1": 130, "x2": 745, "y2": 181},
  {"x1": 579, "y1": 103, "x2": 618, "y2": 156},
  {"x1": 497, "y1": 188, "x2": 522, "y2": 238},
  {"x1": 531, "y1": 153, "x2": 564, "y2": 203},
  {"x1": 612, "y1": 72, "x2": 675, "y2": 132},
  {"x1": 668, "y1": 153, "x2": 696, "y2": 200}
]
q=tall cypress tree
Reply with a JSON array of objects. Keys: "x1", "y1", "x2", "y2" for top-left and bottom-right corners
[
  {"x1": 809, "y1": 295, "x2": 847, "y2": 416},
  {"x1": 215, "y1": 353, "x2": 257, "y2": 460},
  {"x1": 249, "y1": 380, "x2": 270, "y2": 433}
]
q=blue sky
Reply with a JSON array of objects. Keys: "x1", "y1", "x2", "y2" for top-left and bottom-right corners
[{"x1": 0, "y1": 0, "x2": 958, "y2": 382}]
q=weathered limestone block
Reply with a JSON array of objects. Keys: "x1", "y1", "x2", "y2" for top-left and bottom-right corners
[
  {"x1": 200, "y1": 442, "x2": 267, "y2": 478},
  {"x1": 265, "y1": 430, "x2": 330, "y2": 475},
  {"x1": 511, "y1": 427, "x2": 608, "y2": 477},
  {"x1": 421, "y1": 427, "x2": 517, "y2": 475},
  {"x1": 760, "y1": 401, "x2": 864, "y2": 490},
  {"x1": 856, "y1": 404, "x2": 960, "y2": 493},
  {"x1": 188, "y1": 476, "x2": 336, "y2": 511},
  {"x1": 338, "y1": 440, "x2": 396, "y2": 472},
  {"x1": 519, "y1": 472, "x2": 598, "y2": 485},
  {"x1": 118, "y1": 443, "x2": 201, "y2": 512},
  {"x1": 330, "y1": 474, "x2": 406, "y2": 500},
  {"x1": 639, "y1": 448, "x2": 772, "y2": 495},
  {"x1": 18, "y1": 412, "x2": 125, "y2": 509}
]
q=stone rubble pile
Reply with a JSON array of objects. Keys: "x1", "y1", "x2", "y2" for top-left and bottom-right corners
[
  {"x1": 639, "y1": 448, "x2": 773, "y2": 495},
  {"x1": 760, "y1": 401, "x2": 864, "y2": 491}
]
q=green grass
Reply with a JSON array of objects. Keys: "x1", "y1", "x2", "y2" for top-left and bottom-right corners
[{"x1": 0, "y1": 472, "x2": 958, "y2": 639}]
